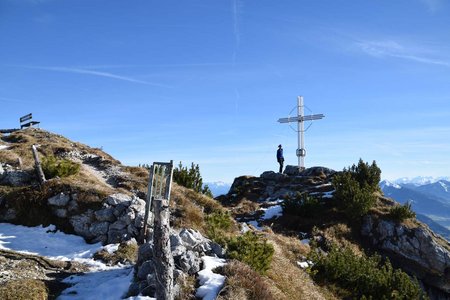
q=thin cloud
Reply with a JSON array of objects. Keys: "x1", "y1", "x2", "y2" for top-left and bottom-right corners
[
  {"x1": 16, "y1": 65, "x2": 172, "y2": 88},
  {"x1": 355, "y1": 39, "x2": 450, "y2": 67},
  {"x1": 419, "y1": 0, "x2": 442, "y2": 13}
]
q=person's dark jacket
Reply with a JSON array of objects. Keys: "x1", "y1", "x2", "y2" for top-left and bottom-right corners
[{"x1": 277, "y1": 148, "x2": 284, "y2": 162}]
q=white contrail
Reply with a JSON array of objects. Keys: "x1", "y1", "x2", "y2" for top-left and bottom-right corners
[
  {"x1": 231, "y1": 0, "x2": 241, "y2": 64},
  {"x1": 16, "y1": 65, "x2": 171, "y2": 88}
]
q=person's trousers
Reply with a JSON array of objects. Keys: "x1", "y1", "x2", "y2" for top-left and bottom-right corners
[{"x1": 278, "y1": 161, "x2": 283, "y2": 173}]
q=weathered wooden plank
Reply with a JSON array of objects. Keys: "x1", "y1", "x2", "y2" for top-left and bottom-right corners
[
  {"x1": 152, "y1": 198, "x2": 174, "y2": 300},
  {"x1": 31, "y1": 145, "x2": 46, "y2": 185}
]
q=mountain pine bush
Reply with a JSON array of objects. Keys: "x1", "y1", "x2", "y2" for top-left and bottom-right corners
[
  {"x1": 333, "y1": 159, "x2": 381, "y2": 220},
  {"x1": 227, "y1": 232, "x2": 274, "y2": 274},
  {"x1": 205, "y1": 211, "x2": 233, "y2": 246},
  {"x1": 388, "y1": 202, "x2": 416, "y2": 222},
  {"x1": 41, "y1": 156, "x2": 80, "y2": 179},
  {"x1": 309, "y1": 246, "x2": 426, "y2": 299},
  {"x1": 281, "y1": 192, "x2": 322, "y2": 217},
  {"x1": 173, "y1": 162, "x2": 213, "y2": 197}
]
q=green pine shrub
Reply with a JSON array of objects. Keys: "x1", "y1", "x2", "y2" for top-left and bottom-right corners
[
  {"x1": 173, "y1": 161, "x2": 213, "y2": 197},
  {"x1": 309, "y1": 246, "x2": 426, "y2": 299},
  {"x1": 333, "y1": 159, "x2": 381, "y2": 220},
  {"x1": 206, "y1": 211, "x2": 234, "y2": 246},
  {"x1": 227, "y1": 232, "x2": 274, "y2": 274},
  {"x1": 41, "y1": 156, "x2": 80, "y2": 179},
  {"x1": 388, "y1": 202, "x2": 416, "y2": 222},
  {"x1": 281, "y1": 193, "x2": 322, "y2": 217}
]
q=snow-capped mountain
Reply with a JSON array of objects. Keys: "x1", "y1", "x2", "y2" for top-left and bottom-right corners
[
  {"x1": 205, "y1": 181, "x2": 232, "y2": 197},
  {"x1": 393, "y1": 176, "x2": 450, "y2": 186}
]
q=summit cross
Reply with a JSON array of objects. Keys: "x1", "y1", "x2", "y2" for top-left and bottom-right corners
[{"x1": 277, "y1": 96, "x2": 325, "y2": 171}]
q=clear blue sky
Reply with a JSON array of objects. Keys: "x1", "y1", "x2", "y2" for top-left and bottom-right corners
[{"x1": 1, "y1": 0, "x2": 450, "y2": 183}]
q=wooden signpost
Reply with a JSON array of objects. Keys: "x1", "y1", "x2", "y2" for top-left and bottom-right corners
[
  {"x1": 20, "y1": 113, "x2": 40, "y2": 129},
  {"x1": 142, "y1": 160, "x2": 175, "y2": 300}
]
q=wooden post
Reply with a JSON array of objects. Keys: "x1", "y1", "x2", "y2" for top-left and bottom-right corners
[
  {"x1": 17, "y1": 157, "x2": 23, "y2": 170},
  {"x1": 31, "y1": 145, "x2": 46, "y2": 185},
  {"x1": 142, "y1": 165, "x2": 155, "y2": 243},
  {"x1": 153, "y1": 198, "x2": 174, "y2": 300}
]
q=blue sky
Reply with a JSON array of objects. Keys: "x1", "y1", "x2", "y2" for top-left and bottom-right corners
[{"x1": 1, "y1": 0, "x2": 450, "y2": 183}]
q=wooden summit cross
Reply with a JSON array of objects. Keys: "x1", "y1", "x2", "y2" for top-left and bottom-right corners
[{"x1": 278, "y1": 96, "x2": 324, "y2": 170}]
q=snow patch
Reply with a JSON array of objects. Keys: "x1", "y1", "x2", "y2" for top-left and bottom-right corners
[
  {"x1": 59, "y1": 267, "x2": 134, "y2": 300},
  {"x1": 0, "y1": 223, "x2": 137, "y2": 299},
  {"x1": 439, "y1": 181, "x2": 449, "y2": 192},
  {"x1": 0, "y1": 145, "x2": 9, "y2": 150},
  {"x1": 261, "y1": 205, "x2": 283, "y2": 220},
  {"x1": 196, "y1": 256, "x2": 226, "y2": 300}
]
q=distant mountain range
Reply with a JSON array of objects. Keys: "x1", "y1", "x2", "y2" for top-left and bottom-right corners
[
  {"x1": 205, "y1": 181, "x2": 232, "y2": 197},
  {"x1": 380, "y1": 178, "x2": 450, "y2": 241}
]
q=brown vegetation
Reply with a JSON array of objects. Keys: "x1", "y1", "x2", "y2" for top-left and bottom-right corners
[
  {"x1": 217, "y1": 260, "x2": 276, "y2": 300},
  {"x1": 0, "y1": 279, "x2": 48, "y2": 300}
]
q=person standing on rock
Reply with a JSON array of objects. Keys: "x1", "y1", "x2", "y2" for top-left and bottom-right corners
[{"x1": 277, "y1": 144, "x2": 284, "y2": 173}]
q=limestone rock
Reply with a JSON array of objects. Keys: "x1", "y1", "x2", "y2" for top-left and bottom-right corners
[
  {"x1": 89, "y1": 221, "x2": 110, "y2": 236},
  {"x1": 179, "y1": 228, "x2": 205, "y2": 249},
  {"x1": 48, "y1": 193, "x2": 71, "y2": 207},
  {"x1": 94, "y1": 207, "x2": 116, "y2": 222},
  {"x1": 362, "y1": 215, "x2": 450, "y2": 293},
  {"x1": 70, "y1": 210, "x2": 94, "y2": 238},
  {"x1": 106, "y1": 193, "x2": 132, "y2": 206},
  {"x1": 138, "y1": 261, "x2": 155, "y2": 280},
  {"x1": 107, "y1": 229, "x2": 128, "y2": 244},
  {"x1": 176, "y1": 250, "x2": 201, "y2": 275},
  {"x1": 210, "y1": 241, "x2": 226, "y2": 258},
  {"x1": 0, "y1": 170, "x2": 31, "y2": 186}
]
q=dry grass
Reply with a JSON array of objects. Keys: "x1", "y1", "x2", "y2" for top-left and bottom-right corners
[
  {"x1": 262, "y1": 232, "x2": 337, "y2": 300},
  {"x1": 0, "y1": 149, "x2": 20, "y2": 166},
  {"x1": 0, "y1": 279, "x2": 48, "y2": 300},
  {"x1": 217, "y1": 260, "x2": 276, "y2": 300},
  {"x1": 171, "y1": 183, "x2": 225, "y2": 234},
  {"x1": 94, "y1": 241, "x2": 138, "y2": 265},
  {"x1": 322, "y1": 223, "x2": 363, "y2": 255},
  {"x1": 175, "y1": 274, "x2": 197, "y2": 300}
]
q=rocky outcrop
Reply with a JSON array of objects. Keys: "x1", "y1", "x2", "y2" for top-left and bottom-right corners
[
  {"x1": 0, "y1": 163, "x2": 31, "y2": 186},
  {"x1": 64, "y1": 193, "x2": 146, "y2": 244},
  {"x1": 224, "y1": 166, "x2": 335, "y2": 203},
  {"x1": 362, "y1": 215, "x2": 450, "y2": 296},
  {"x1": 130, "y1": 228, "x2": 225, "y2": 298},
  {"x1": 0, "y1": 191, "x2": 147, "y2": 245}
]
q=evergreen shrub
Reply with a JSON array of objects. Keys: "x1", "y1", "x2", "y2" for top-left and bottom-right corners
[
  {"x1": 227, "y1": 232, "x2": 274, "y2": 274},
  {"x1": 388, "y1": 202, "x2": 416, "y2": 222},
  {"x1": 205, "y1": 211, "x2": 233, "y2": 246},
  {"x1": 310, "y1": 246, "x2": 427, "y2": 299},
  {"x1": 173, "y1": 162, "x2": 213, "y2": 197},
  {"x1": 42, "y1": 156, "x2": 80, "y2": 179},
  {"x1": 281, "y1": 193, "x2": 322, "y2": 217},
  {"x1": 333, "y1": 159, "x2": 381, "y2": 220}
]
